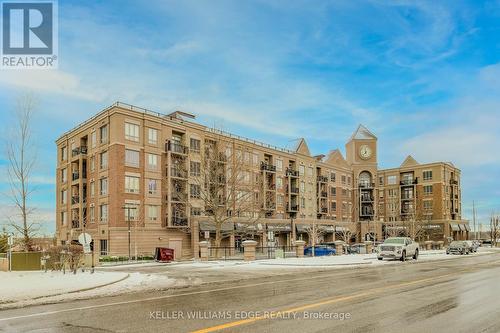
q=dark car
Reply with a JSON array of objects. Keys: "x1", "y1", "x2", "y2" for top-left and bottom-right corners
[
  {"x1": 446, "y1": 241, "x2": 471, "y2": 255},
  {"x1": 304, "y1": 245, "x2": 336, "y2": 256}
]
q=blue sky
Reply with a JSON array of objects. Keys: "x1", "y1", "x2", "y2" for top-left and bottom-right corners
[{"x1": 0, "y1": 0, "x2": 499, "y2": 234}]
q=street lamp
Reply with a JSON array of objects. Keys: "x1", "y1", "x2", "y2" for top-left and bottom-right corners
[{"x1": 122, "y1": 206, "x2": 137, "y2": 261}]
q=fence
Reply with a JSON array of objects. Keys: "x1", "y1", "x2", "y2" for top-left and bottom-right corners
[
  {"x1": 0, "y1": 252, "x2": 43, "y2": 271},
  {"x1": 207, "y1": 246, "x2": 244, "y2": 261},
  {"x1": 255, "y1": 246, "x2": 298, "y2": 260},
  {"x1": 99, "y1": 253, "x2": 155, "y2": 265}
]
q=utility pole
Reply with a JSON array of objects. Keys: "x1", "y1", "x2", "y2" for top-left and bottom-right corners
[{"x1": 122, "y1": 206, "x2": 137, "y2": 261}]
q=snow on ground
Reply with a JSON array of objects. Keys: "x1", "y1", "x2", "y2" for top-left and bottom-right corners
[{"x1": 0, "y1": 270, "x2": 190, "y2": 309}]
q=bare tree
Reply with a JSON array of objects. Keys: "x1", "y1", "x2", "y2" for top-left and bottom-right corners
[
  {"x1": 404, "y1": 196, "x2": 430, "y2": 242},
  {"x1": 190, "y1": 132, "x2": 263, "y2": 248},
  {"x1": 384, "y1": 190, "x2": 406, "y2": 238},
  {"x1": 490, "y1": 213, "x2": 499, "y2": 248},
  {"x1": 5, "y1": 94, "x2": 38, "y2": 251}
]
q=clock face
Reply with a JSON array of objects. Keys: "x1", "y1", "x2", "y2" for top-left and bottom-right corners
[{"x1": 359, "y1": 145, "x2": 372, "y2": 159}]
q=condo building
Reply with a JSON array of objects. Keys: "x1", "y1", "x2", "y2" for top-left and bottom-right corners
[{"x1": 55, "y1": 102, "x2": 469, "y2": 259}]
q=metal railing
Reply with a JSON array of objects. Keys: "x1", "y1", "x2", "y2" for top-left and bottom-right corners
[
  {"x1": 317, "y1": 175, "x2": 329, "y2": 183},
  {"x1": 207, "y1": 246, "x2": 244, "y2": 261},
  {"x1": 255, "y1": 246, "x2": 298, "y2": 260},
  {"x1": 260, "y1": 162, "x2": 276, "y2": 172},
  {"x1": 167, "y1": 142, "x2": 189, "y2": 155},
  {"x1": 286, "y1": 168, "x2": 299, "y2": 177}
]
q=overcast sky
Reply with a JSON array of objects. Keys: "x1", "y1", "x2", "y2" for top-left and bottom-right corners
[{"x1": 1, "y1": 0, "x2": 499, "y2": 234}]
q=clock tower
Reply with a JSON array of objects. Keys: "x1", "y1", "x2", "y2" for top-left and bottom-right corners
[{"x1": 346, "y1": 125, "x2": 380, "y2": 241}]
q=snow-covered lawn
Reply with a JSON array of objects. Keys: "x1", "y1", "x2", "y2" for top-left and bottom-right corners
[{"x1": 0, "y1": 271, "x2": 187, "y2": 309}]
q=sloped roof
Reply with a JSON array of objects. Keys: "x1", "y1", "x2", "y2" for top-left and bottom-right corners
[
  {"x1": 349, "y1": 124, "x2": 377, "y2": 141},
  {"x1": 291, "y1": 138, "x2": 311, "y2": 156},
  {"x1": 323, "y1": 149, "x2": 350, "y2": 168},
  {"x1": 400, "y1": 155, "x2": 419, "y2": 168}
]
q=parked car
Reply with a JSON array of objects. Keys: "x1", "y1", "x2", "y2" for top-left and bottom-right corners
[
  {"x1": 465, "y1": 240, "x2": 479, "y2": 253},
  {"x1": 377, "y1": 237, "x2": 419, "y2": 261},
  {"x1": 348, "y1": 243, "x2": 367, "y2": 254},
  {"x1": 304, "y1": 245, "x2": 336, "y2": 256},
  {"x1": 446, "y1": 241, "x2": 472, "y2": 255}
]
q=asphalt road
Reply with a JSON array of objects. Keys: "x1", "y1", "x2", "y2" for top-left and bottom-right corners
[{"x1": 2, "y1": 252, "x2": 500, "y2": 333}]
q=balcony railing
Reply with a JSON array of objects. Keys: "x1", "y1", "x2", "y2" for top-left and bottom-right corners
[
  {"x1": 71, "y1": 220, "x2": 80, "y2": 229},
  {"x1": 285, "y1": 168, "x2": 299, "y2": 177},
  {"x1": 171, "y1": 217, "x2": 188, "y2": 227},
  {"x1": 71, "y1": 146, "x2": 88, "y2": 157},
  {"x1": 166, "y1": 142, "x2": 189, "y2": 155},
  {"x1": 288, "y1": 186, "x2": 299, "y2": 194},
  {"x1": 320, "y1": 191, "x2": 328, "y2": 198},
  {"x1": 358, "y1": 182, "x2": 375, "y2": 189},
  {"x1": 71, "y1": 196, "x2": 79, "y2": 205},
  {"x1": 319, "y1": 207, "x2": 328, "y2": 213},
  {"x1": 401, "y1": 194, "x2": 414, "y2": 200},
  {"x1": 450, "y1": 179, "x2": 458, "y2": 185},
  {"x1": 287, "y1": 204, "x2": 299, "y2": 212},
  {"x1": 317, "y1": 175, "x2": 328, "y2": 183},
  {"x1": 171, "y1": 168, "x2": 187, "y2": 178},
  {"x1": 260, "y1": 162, "x2": 276, "y2": 172},
  {"x1": 361, "y1": 195, "x2": 374, "y2": 202},
  {"x1": 400, "y1": 178, "x2": 418, "y2": 186},
  {"x1": 72, "y1": 172, "x2": 79, "y2": 181}
]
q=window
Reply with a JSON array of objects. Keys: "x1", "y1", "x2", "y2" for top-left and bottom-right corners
[
  {"x1": 423, "y1": 170, "x2": 433, "y2": 181},
  {"x1": 341, "y1": 175, "x2": 346, "y2": 184},
  {"x1": 423, "y1": 200, "x2": 433, "y2": 211},
  {"x1": 244, "y1": 151, "x2": 250, "y2": 164},
  {"x1": 331, "y1": 201, "x2": 337, "y2": 211},
  {"x1": 424, "y1": 185, "x2": 433, "y2": 195},
  {"x1": 125, "y1": 176, "x2": 140, "y2": 193},
  {"x1": 60, "y1": 211, "x2": 67, "y2": 226},
  {"x1": 276, "y1": 177, "x2": 283, "y2": 190},
  {"x1": 100, "y1": 204, "x2": 108, "y2": 222},
  {"x1": 300, "y1": 197, "x2": 306, "y2": 208},
  {"x1": 388, "y1": 189, "x2": 397, "y2": 197},
  {"x1": 299, "y1": 165, "x2": 305, "y2": 176},
  {"x1": 252, "y1": 153, "x2": 259, "y2": 166},
  {"x1": 330, "y1": 172, "x2": 336, "y2": 182},
  {"x1": 147, "y1": 154, "x2": 158, "y2": 170},
  {"x1": 90, "y1": 156, "x2": 95, "y2": 172},
  {"x1": 61, "y1": 168, "x2": 67, "y2": 183},
  {"x1": 91, "y1": 131, "x2": 97, "y2": 148},
  {"x1": 148, "y1": 179, "x2": 158, "y2": 195},
  {"x1": 100, "y1": 125, "x2": 108, "y2": 144},
  {"x1": 90, "y1": 181, "x2": 95, "y2": 197},
  {"x1": 125, "y1": 122, "x2": 139, "y2": 141},
  {"x1": 89, "y1": 206, "x2": 95, "y2": 222},
  {"x1": 190, "y1": 161, "x2": 200, "y2": 177},
  {"x1": 330, "y1": 187, "x2": 336, "y2": 196},
  {"x1": 190, "y1": 184, "x2": 201, "y2": 198},
  {"x1": 300, "y1": 181, "x2": 305, "y2": 192},
  {"x1": 342, "y1": 188, "x2": 347, "y2": 196},
  {"x1": 379, "y1": 176, "x2": 383, "y2": 186},
  {"x1": 190, "y1": 138, "x2": 200, "y2": 152},
  {"x1": 277, "y1": 195, "x2": 284, "y2": 206},
  {"x1": 307, "y1": 167, "x2": 313, "y2": 177},
  {"x1": 347, "y1": 176, "x2": 351, "y2": 185},
  {"x1": 61, "y1": 190, "x2": 67, "y2": 204},
  {"x1": 61, "y1": 146, "x2": 67, "y2": 161},
  {"x1": 276, "y1": 159, "x2": 283, "y2": 172},
  {"x1": 100, "y1": 151, "x2": 108, "y2": 169},
  {"x1": 100, "y1": 239, "x2": 108, "y2": 255},
  {"x1": 148, "y1": 128, "x2": 158, "y2": 144},
  {"x1": 148, "y1": 205, "x2": 159, "y2": 221},
  {"x1": 99, "y1": 178, "x2": 108, "y2": 195},
  {"x1": 191, "y1": 207, "x2": 201, "y2": 216},
  {"x1": 387, "y1": 175, "x2": 397, "y2": 185},
  {"x1": 125, "y1": 149, "x2": 140, "y2": 167}
]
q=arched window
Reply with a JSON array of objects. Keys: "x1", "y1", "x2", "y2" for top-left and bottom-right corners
[{"x1": 359, "y1": 171, "x2": 372, "y2": 187}]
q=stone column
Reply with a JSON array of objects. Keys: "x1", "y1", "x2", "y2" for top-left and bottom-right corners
[
  {"x1": 295, "y1": 240, "x2": 305, "y2": 258},
  {"x1": 425, "y1": 241, "x2": 433, "y2": 250},
  {"x1": 242, "y1": 240, "x2": 257, "y2": 261},
  {"x1": 192, "y1": 220, "x2": 200, "y2": 259},
  {"x1": 229, "y1": 234, "x2": 235, "y2": 256},
  {"x1": 436, "y1": 241, "x2": 444, "y2": 250},
  {"x1": 364, "y1": 241, "x2": 372, "y2": 254},
  {"x1": 334, "y1": 241, "x2": 344, "y2": 256},
  {"x1": 199, "y1": 241, "x2": 209, "y2": 262}
]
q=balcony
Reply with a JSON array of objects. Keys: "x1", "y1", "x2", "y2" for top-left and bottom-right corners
[
  {"x1": 288, "y1": 186, "x2": 299, "y2": 194},
  {"x1": 260, "y1": 162, "x2": 276, "y2": 172},
  {"x1": 401, "y1": 194, "x2": 414, "y2": 200},
  {"x1": 287, "y1": 204, "x2": 299, "y2": 212},
  {"x1": 167, "y1": 142, "x2": 189, "y2": 155},
  {"x1": 71, "y1": 220, "x2": 80, "y2": 229},
  {"x1": 361, "y1": 195, "x2": 374, "y2": 202},
  {"x1": 71, "y1": 196, "x2": 80, "y2": 205},
  {"x1": 72, "y1": 172, "x2": 79, "y2": 181},
  {"x1": 400, "y1": 178, "x2": 418, "y2": 186},
  {"x1": 171, "y1": 168, "x2": 187, "y2": 179},
  {"x1": 317, "y1": 175, "x2": 328, "y2": 183},
  {"x1": 285, "y1": 168, "x2": 299, "y2": 178},
  {"x1": 450, "y1": 179, "x2": 458, "y2": 185},
  {"x1": 358, "y1": 182, "x2": 375, "y2": 189},
  {"x1": 71, "y1": 146, "x2": 88, "y2": 158},
  {"x1": 171, "y1": 217, "x2": 188, "y2": 227},
  {"x1": 320, "y1": 191, "x2": 328, "y2": 198},
  {"x1": 360, "y1": 209, "x2": 374, "y2": 216},
  {"x1": 263, "y1": 203, "x2": 276, "y2": 210},
  {"x1": 318, "y1": 207, "x2": 328, "y2": 213}
]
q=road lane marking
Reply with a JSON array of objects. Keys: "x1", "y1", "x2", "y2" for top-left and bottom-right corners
[{"x1": 190, "y1": 273, "x2": 458, "y2": 333}]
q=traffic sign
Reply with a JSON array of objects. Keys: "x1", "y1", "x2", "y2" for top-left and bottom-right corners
[{"x1": 78, "y1": 233, "x2": 92, "y2": 245}]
